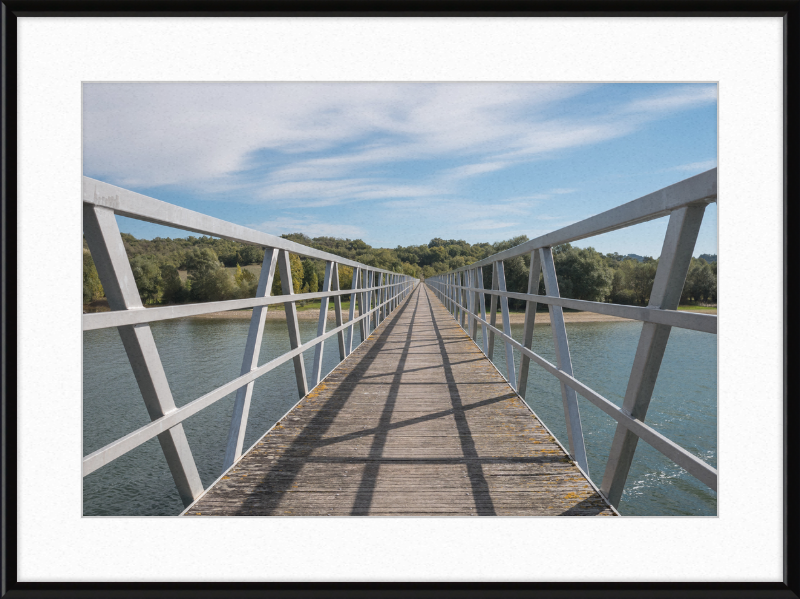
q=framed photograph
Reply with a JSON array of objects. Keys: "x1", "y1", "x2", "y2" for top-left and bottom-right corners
[{"x1": 4, "y1": 4, "x2": 796, "y2": 596}]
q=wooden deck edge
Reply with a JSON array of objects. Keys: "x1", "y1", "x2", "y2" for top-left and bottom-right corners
[
  {"x1": 422, "y1": 283, "x2": 620, "y2": 517},
  {"x1": 180, "y1": 283, "x2": 420, "y2": 516}
]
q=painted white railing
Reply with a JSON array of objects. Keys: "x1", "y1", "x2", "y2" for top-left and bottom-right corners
[
  {"x1": 82, "y1": 177, "x2": 418, "y2": 507},
  {"x1": 426, "y1": 169, "x2": 717, "y2": 508}
]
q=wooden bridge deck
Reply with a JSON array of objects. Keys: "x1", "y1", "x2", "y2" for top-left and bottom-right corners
[{"x1": 185, "y1": 285, "x2": 616, "y2": 516}]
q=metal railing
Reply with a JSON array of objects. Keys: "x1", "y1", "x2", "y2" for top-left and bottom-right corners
[
  {"x1": 426, "y1": 169, "x2": 717, "y2": 507},
  {"x1": 82, "y1": 176, "x2": 418, "y2": 507}
]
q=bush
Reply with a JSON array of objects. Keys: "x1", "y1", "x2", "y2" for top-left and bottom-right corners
[{"x1": 83, "y1": 251, "x2": 104, "y2": 303}]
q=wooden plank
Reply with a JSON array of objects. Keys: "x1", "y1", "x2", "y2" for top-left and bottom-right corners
[{"x1": 185, "y1": 285, "x2": 615, "y2": 517}]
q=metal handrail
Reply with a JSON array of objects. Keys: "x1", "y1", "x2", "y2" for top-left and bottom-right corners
[
  {"x1": 82, "y1": 176, "x2": 418, "y2": 507},
  {"x1": 426, "y1": 168, "x2": 718, "y2": 508}
]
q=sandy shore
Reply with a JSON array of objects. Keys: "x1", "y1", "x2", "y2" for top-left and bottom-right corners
[{"x1": 188, "y1": 308, "x2": 632, "y2": 324}]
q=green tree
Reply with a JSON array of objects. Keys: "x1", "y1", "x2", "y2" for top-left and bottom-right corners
[
  {"x1": 302, "y1": 259, "x2": 319, "y2": 295},
  {"x1": 239, "y1": 245, "x2": 264, "y2": 265},
  {"x1": 234, "y1": 263, "x2": 258, "y2": 299},
  {"x1": 553, "y1": 246, "x2": 613, "y2": 302},
  {"x1": 271, "y1": 252, "x2": 304, "y2": 296},
  {"x1": 685, "y1": 260, "x2": 716, "y2": 303},
  {"x1": 186, "y1": 247, "x2": 233, "y2": 302},
  {"x1": 83, "y1": 251, "x2": 104, "y2": 303},
  {"x1": 160, "y1": 263, "x2": 186, "y2": 304},
  {"x1": 130, "y1": 255, "x2": 163, "y2": 304},
  {"x1": 629, "y1": 260, "x2": 658, "y2": 305}
]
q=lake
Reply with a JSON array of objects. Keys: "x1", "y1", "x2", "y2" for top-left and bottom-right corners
[{"x1": 83, "y1": 314, "x2": 716, "y2": 517}]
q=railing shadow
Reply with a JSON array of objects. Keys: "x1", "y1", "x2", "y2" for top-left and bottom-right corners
[
  {"x1": 233, "y1": 287, "x2": 421, "y2": 515},
  {"x1": 421, "y1": 286, "x2": 497, "y2": 516},
  {"x1": 349, "y1": 289, "x2": 420, "y2": 514}
]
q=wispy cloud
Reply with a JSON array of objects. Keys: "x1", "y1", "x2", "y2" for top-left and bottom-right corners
[
  {"x1": 623, "y1": 85, "x2": 717, "y2": 114},
  {"x1": 83, "y1": 82, "x2": 717, "y2": 209},
  {"x1": 668, "y1": 159, "x2": 717, "y2": 172},
  {"x1": 84, "y1": 82, "x2": 717, "y2": 255}
]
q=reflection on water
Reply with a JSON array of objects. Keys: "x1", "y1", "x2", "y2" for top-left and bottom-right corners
[{"x1": 83, "y1": 315, "x2": 716, "y2": 516}]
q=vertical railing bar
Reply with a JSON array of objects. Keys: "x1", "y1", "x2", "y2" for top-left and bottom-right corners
[
  {"x1": 346, "y1": 266, "x2": 361, "y2": 356},
  {"x1": 460, "y1": 271, "x2": 467, "y2": 329},
  {"x1": 278, "y1": 250, "x2": 309, "y2": 398},
  {"x1": 376, "y1": 272, "x2": 382, "y2": 326},
  {"x1": 487, "y1": 264, "x2": 499, "y2": 359},
  {"x1": 540, "y1": 247, "x2": 589, "y2": 476},
  {"x1": 467, "y1": 269, "x2": 476, "y2": 338},
  {"x1": 477, "y1": 266, "x2": 488, "y2": 353},
  {"x1": 222, "y1": 247, "x2": 279, "y2": 471},
  {"x1": 331, "y1": 263, "x2": 346, "y2": 360},
  {"x1": 457, "y1": 272, "x2": 461, "y2": 324},
  {"x1": 82, "y1": 204, "x2": 204, "y2": 507},
  {"x1": 366, "y1": 270, "x2": 374, "y2": 336},
  {"x1": 494, "y1": 260, "x2": 517, "y2": 391},
  {"x1": 600, "y1": 204, "x2": 707, "y2": 506},
  {"x1": 517, "y1": 251, "x2": 542, "y2": 401},
  {"x1": 358, "y1": 269, "x2": 367, "y2": 341},
  {"x1": 312, "y1": 261, "x2": 334, "y2": 387}
]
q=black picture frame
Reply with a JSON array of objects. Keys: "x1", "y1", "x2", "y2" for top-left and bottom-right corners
[{"x1": 2, "y1": 2, "x2": 797, "y2": 597}]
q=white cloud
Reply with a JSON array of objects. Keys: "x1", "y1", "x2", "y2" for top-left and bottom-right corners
[
  {"x1": 83, "y1": 82, "x2": 717, "y2": 210},
  {"x1": 669, "y1": 160, "x2": 717, "y2": 172},
  {"x1": 623, "y1": 85, "x2": 717, "y2": 114}
]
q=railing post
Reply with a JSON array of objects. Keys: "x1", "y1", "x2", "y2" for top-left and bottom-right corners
[
  {"x1": 366, "y1": 270, "x2": 374, "y2": 336},
  {"x1": 278, "y1": 250, "x2": 309, "y2": 398},
  {"x1": 494, "y1": 260, "x2": 517, "y2": 390},
  {"x1": 517, "y1": 251, "x2": 542, "y2": 401},
  {"x1": 540, "y1": 247, "x2": 589, "y2": 475},
  {"x1": 376, "y1": 273, "x2": 383, "y2": 327},
  {"x1": 459, "y1": 271, "x2": 467, "y2": 329},
  {"x1": 312, "y1": 261, "x2": 335, "y2": 387},
  {"x1": 476, "y1": 266, "x2": 488, "y2": 353},
  {"x1": 454, "y1": 272, "x2": 461, "y2": 323},
  {"x1": 487, "y1": 264, "x2": 499, "y2": 359},
  {"x1": 448, "y1": 273, "x2": 454, "y2": 314},
  {"x1": 223, "y1": 247, "x2": 279, "y2": 471},
  {"x1": 82, "y1": 204, "x2": 204, "y2": 507},
  {"x1": 346, "y1": 266, "x2": 361, "y2": 356},
  {"x1": 467, "y1": 269, "x2": 476, "y2": 338},
  {"x1": 358, "y1": 269, "x2": 367, "y2": 341},
  {"x1": 601, "y1": 204, "x2": 707, "y2": 506},
  {"x1": 332, "y1": 263, "x2": 346, "y2": 360}
]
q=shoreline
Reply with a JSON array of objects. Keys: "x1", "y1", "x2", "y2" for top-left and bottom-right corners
[
  {"x1": 85, "y1": 305, "x2": 715, "y2": 325},
  {"x1": 183, "y1": 308, "x2": 636, "y2": 324}
]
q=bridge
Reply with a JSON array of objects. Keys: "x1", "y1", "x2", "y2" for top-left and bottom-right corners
[{"x1": 82, "y1": 168, "x2": 717, "y2": 516}]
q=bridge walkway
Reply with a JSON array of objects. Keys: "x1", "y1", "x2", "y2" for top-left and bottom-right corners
[{"x1": 184, "y1": 284, "x2": 615, "y2": 516}]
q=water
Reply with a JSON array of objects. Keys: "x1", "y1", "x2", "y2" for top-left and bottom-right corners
[
  {"x1": 83, "y1": 317, "x2": 359, "y2": 516},
  {"x1": 487, "y1": 318, "x2": 717, "y2": 517},
  {"x1": 83, "y1": 315, "x2": 716, "y2": 517}
]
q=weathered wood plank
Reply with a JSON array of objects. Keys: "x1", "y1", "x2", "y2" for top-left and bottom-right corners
[{"x1": 185, "y1": 285, "x2": 615, "y2": 516}]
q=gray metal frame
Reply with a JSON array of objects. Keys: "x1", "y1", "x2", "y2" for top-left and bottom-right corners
[
  {"x1": 426, "y1": 169, "x2": 717, "y2": 506},
  {"x1": 82, "y1": 177, "x2": 418, "y2": 506}
]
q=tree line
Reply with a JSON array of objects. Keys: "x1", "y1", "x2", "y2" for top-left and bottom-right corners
[{"x1": 83, "y1": 232, "x2": 716, "y2": 310}]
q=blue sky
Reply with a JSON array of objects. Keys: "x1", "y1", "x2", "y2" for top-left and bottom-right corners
[{"x1": 83, "y1": 82, "x2": 717, "y2": 258}]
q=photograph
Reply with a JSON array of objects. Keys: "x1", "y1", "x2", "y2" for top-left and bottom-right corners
[{"x1": 81, "y1": 82, "x2": 718, "y2": 518}]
